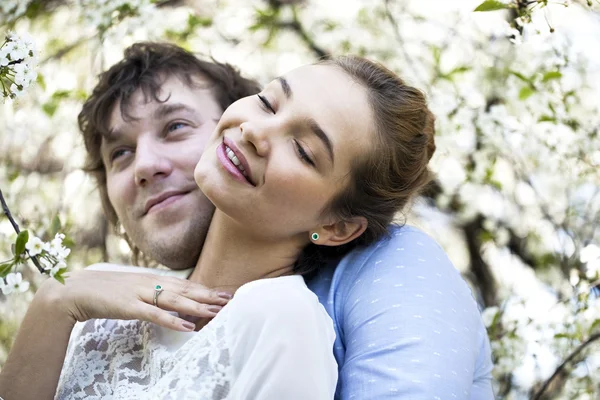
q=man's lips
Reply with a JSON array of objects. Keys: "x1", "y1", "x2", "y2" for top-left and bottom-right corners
[{"x1": 143, "y1": 191, "x2": 190, "y2": 215}]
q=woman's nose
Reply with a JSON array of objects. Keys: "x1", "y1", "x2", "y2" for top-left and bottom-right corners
[{"x1": 240, "y1": 121, "x2": 270, "y2": 157}]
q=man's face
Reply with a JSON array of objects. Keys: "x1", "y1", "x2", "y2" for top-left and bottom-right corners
[{"x1": 101, "y1": 76, "x2": 223, "y2": 269}]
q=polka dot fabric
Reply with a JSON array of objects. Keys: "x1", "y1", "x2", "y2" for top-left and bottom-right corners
[{"x1": 307, "y1": 225, "x2": 495, "y2": 399}]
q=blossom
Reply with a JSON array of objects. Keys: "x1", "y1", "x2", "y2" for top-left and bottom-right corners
[
  {"x1": 25, "y1": 236, "x2": 47, "y2": 257},
  {"x1": 0, "y1": 31, "x2": 38, "y2": 99},
  {"x1": 0, "y1": 272, "x2": 30, "y2": 295},
  {"x1": 49, "y1": 233, "x2": 71, "y2": 259},
  {"x1": 0, "y1": 1, "x2": 31, "y2": 23},
  {"x1": 581, "y1": 244, "x2": 600, "y2": 279},
  {"x1": 48, "y1": 261, "x2": 66, "y2": 278},
  {"x1": 482, "y1": 306, "x2": 500, "y2": 328}
]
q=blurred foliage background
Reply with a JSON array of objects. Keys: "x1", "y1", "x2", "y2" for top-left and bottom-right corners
[{"x1": 1, "y1": 0, "x2": 600, "y2": 398}]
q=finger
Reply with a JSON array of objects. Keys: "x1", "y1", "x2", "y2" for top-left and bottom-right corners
[
  {"x1": 153, "y1": 290, "x2": 224, "y2": 318},
  {"x1": 137, "y1": 303, "x2": 198, "y2": 332},
  {"x1": 154, "y1": 277, "x2": 232, "y2": 306}
]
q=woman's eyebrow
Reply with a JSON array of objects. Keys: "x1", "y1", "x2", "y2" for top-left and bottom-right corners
[
  {"x1": 277, "y1": 76, "x2": 292, "y2": 99},
  {"x1": 279, "y1": 76, "x2": 334, "y2": 164},
  {"x1": 305, "y1": 117, "x2": 334, "y2": 165}
]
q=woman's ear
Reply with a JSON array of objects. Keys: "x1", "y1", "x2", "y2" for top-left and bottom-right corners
[{"x1": 315, "y1": 217, "x2": 368, "y2": 247}]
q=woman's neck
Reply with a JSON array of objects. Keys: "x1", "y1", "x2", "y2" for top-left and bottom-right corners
[{"x1": 187, "y1": 210, "x2": 305, "y2": 293}]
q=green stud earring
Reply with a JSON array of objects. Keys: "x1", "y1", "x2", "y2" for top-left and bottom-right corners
[{"x1": 311, "y1": 232, "x2": 319, "y2": 241}]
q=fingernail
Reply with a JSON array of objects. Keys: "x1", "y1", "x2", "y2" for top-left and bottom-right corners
[
  {"x1": 182, "y1": 321, "x2": 196, "y2": 331},
  {"x1": 217, "y1": 292, "x2": 233, "y2": 300},
  {"x1": 208, "y1": 305, "x2": 223, "y2": 313}
]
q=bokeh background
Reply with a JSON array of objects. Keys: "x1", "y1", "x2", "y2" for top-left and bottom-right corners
[{"x1": 1, "y1": 0, "x2": 599, "y2": 398}]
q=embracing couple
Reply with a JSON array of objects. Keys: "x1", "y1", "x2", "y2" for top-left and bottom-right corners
[{"x1": 0, "y1": 43, "x2": 494, "y2": 399}]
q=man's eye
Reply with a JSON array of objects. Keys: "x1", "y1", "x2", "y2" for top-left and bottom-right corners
[
  {"x1": 167, "y1": 122, "x2": 187, "y2": 132},
  {"x1": 110, "y1": 148, "x2": 131, "y2": 162},
  {"x1": 257, "y1": 94, "x2": 276, "y2": 114}
]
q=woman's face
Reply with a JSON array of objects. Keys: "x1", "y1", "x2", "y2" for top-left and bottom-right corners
[{"x1": 194, "y1": 64, "x2": 374, "y2": 241}]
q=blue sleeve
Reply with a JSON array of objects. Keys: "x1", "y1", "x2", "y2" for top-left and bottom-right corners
[{"x1": 335, "y1": 227, "x2": 495, "y2": 399}]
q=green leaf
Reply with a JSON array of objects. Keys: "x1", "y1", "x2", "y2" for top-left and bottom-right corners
[
  {"x1": 538, "y1": 115, "x2": 557, "y2": 123},
  {"x1": 519, "y1": 86, "x2": 535, "y2": 100},
  {"x1": 42, "y1": 101, "x2": 59, "y2": 117},
  {"x1": 431, "y1": 46, "x2": 441, "y2": 65},
  {"x1": 590, "y1": 319, "x2": 600, "y2": 334},
  {"x1": 53, "y1": 268, "x2": 69, "y2": 285},
  {"x1": 554, "y1": 333, "x2": 572, "y2": 340},
  {"x1": 15, "y1": 230, "x2": 29, "y2": 257},
  {"x1": 36, "y1": 74, "x2": 46, "y2": 91},
  {"x1": 0, "y1": 262, "x2": 14, "y2": 278},
  {"x1": 448, "y1": 66, "x2": 471, "y2": 76},
  {"x1": 50, "y1": 215, "x2": 62, "y2": 237},
  {"x1": 474, "y1": 1, "x2": 510, "y2": 12},
  {"x1": 542, "y1": 71, "x2": 562, "y2": 82},
  {"x1": 509, "y1": 70, "x2": 531, "y2": 84}
]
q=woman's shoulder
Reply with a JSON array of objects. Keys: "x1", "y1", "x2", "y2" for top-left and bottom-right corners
[
  {"x1": 85, "y1": 263, "x2": 192, "y2": 279},
  {"x1": 229, "y1": 276, "x2": 331, "y2": 327},
  {"x1": 224, "y1": 276, "x2": 336, "y2": 356},
  {"x1": 235, "y1": 275, "x2": 317, "y2": 305}
]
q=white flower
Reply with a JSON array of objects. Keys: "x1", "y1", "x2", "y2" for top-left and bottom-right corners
[
  {"x1": 482, "y1": 306, "x2": 500, "y2": 328},
  {"x1": 1, "y1": 31, "x2": 38, "y2": 99},
  {"x1": 49, "y1": 261, "x2": 66, "y2": 278},
  {"x1": 580, "y1": 244, "x2": 600, "y2": 264},
  {"x1": 0, "y1": 47, "x2": 9, "y2": 66},
  {"x1": 8, "y1": 40, "x2": 26, "y2": 61},
  {"x1": 49, "y1": 233, "x2": 71, "y2": 259},
  {"x1": 25, "y1": 236, "x2": 47, "y2": 257},
  {"x1": 1, "y1": 272, "x2": 30, "y2": 295}
]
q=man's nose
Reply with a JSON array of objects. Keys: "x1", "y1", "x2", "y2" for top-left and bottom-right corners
[
  {"x1": 240, "y1": 121, "x2": 270, "y2": 157},
  {"x1": 133, "y1": 139, "x2": 173, "y2": 186}
]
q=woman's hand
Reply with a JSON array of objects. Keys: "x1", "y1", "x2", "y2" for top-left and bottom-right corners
[{"x1": 38, "y1": 270, "x2": 231, "y2": 332}]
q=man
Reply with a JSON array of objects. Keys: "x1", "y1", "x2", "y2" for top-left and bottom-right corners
[{"x1": 6, "y1": 42, "x2": 495, "y2": 399}]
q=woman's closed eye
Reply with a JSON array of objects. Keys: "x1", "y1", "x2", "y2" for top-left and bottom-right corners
[
  {"x1": 294, "y1": 140, "x2": 315, "y2": 167},
  {"x1": 257, "y1": 94, "x2": 276, "y2": 114}
]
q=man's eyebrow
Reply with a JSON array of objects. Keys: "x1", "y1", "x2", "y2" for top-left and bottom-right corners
[
  {"x1": 154, "y1": 103, "x2": 199, "y2": 120},
  {"x1": 102, "y1": 128, "x2": 121, "y2": 144},
  {"x1": 277, "y1": 77, "x2": 292, "y2": 99},
  {"x1": 306, "y1": 118, "x2": 334, "y2": 164},
  {"x1": 102, "y1": 103, "x2": 200, "y2": 144}
]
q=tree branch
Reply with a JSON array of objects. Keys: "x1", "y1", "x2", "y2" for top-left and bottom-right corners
[
  {"x1": 461, "y1": 215, "x2": 498, "y2": 307},
  {"x1": 531, "y1": 332, "x2": 600, "y2": 400},
  {"x1": 0, "y1": 189, "x2": 45, "y2": 273},
  {"x1": 276, "y1": 16, "x2": 329, "y2": 58}
]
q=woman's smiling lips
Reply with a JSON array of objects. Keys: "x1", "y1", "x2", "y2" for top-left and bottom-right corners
[{"x1": 217, "y1": 139, "x2": 256, "y2": 186}]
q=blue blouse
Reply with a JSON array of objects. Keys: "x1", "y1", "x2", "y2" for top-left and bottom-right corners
[{"x1": 307, "y1": 225, "x2": 495, "y2": 399}]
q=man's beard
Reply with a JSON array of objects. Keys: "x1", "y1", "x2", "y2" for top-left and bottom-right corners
[{"x1": 128, "y1": 214, "x2": 211, "y2": 270}]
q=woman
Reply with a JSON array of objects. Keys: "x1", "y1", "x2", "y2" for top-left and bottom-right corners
[{"x1": 4, "y1": 56, "x2": 436, "y2": 399}]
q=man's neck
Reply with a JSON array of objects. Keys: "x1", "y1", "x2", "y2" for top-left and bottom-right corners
[{"x1": 187, "y1": 210, "x2": 304, "y2": 293}]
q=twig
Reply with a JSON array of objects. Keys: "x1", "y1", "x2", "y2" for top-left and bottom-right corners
[
  {"x1": 0, "y1": 188, "x2": 45, "y2": 273},
  {"x1": 277, "y1": 19, "x2": 329, "y2": 59},
  {"x1": 383, "y1": 0, "x2": 428, "y2": 85},
  {"x1": 531, "y1": 332, "x2": 600, "y2": 400},
  {"x1": 41, "y1": 35, "x2": 94, "y2": 64}
]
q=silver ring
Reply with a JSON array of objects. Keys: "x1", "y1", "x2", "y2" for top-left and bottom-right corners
[{"x1": 153, "y1": 284, "x2": 164, "y2": 307}]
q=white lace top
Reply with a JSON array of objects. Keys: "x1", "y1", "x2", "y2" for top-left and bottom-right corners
[{"x1": 55, "y1": 269, "x2": 337, "y2": 400}]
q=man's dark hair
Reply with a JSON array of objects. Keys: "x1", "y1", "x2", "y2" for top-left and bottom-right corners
[{"x1": 78, "y1": 42, "x2": 261, "y2": 256}]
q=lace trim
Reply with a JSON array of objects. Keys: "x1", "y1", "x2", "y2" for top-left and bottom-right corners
[{"x1": 56, "y1": 310, "x2": 233, "y2": 400}]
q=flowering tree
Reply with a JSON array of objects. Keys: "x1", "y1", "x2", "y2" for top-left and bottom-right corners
[{"x1": 0, "y1": 0, "x2": 599, "y2": 398}]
